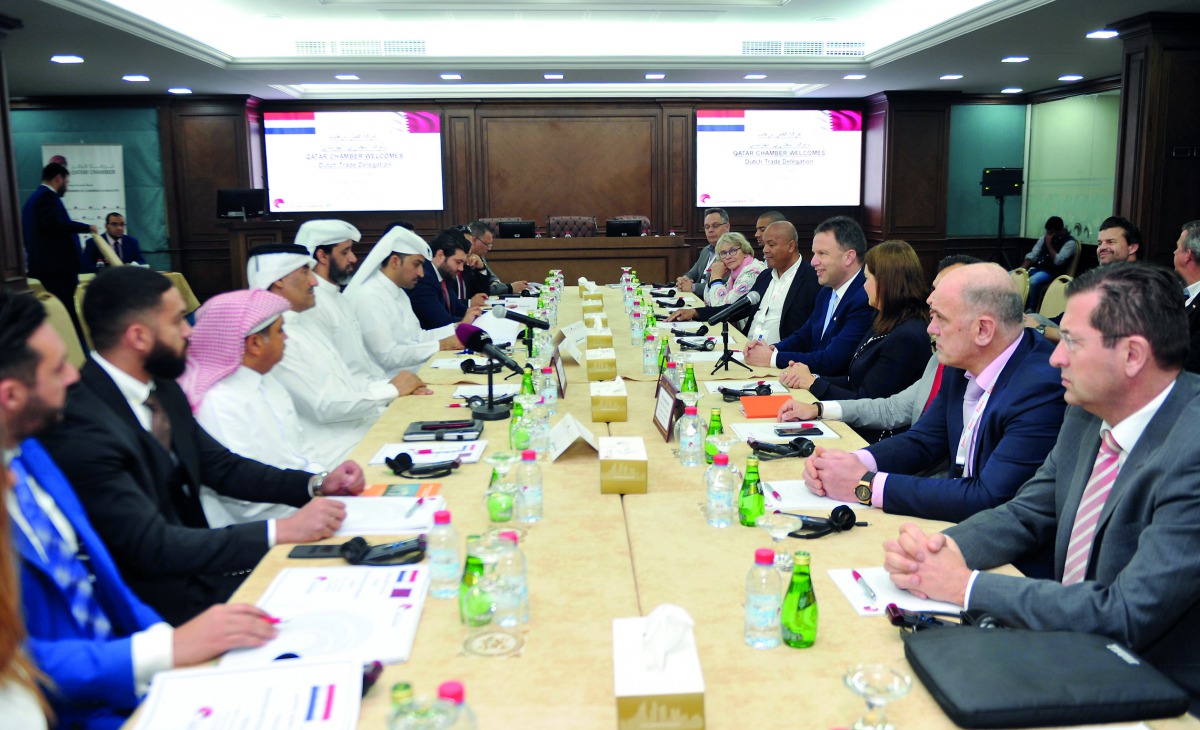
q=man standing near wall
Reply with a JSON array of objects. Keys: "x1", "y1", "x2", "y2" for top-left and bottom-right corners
[{"x1": 22, "y1": 162, "x2": 97, "y2": 336}]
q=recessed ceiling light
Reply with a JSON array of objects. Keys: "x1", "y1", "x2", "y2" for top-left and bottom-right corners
[
  {"x1": 168, "y1": 87, "x2": 192, "y2": 95},
  {"x1": 1086, "y1": 29, "x2": 1119, "y2": 39},
  {"x1": 940, "y1": 74, "x2": 963, "y2": 80},
  {"x1": 1059, "y1": 74, "x2": 1084, "y2": 82},
  {"x1": 122, "y1": 74, "x2": 150, "y2": 82},
  {"x1": 440, "y1": 73, "x2": 462, "y2": 81},
  {"x1": 544, "y1": 73, "x2": 564, "y2": 80},
  {"x1": 1001, "y1": 56, "x2": 1029, "y2": 63},
  {"x1": 814, "y1": 16, "x2": 840, "y2": 22},
  {"x1": 645, "y1": 73, "x2": 666, "y2": 80},
  {"x1": 843, "y1": 74, "x2": 866, "y2": 80},
  {"x1": 50, "y1": 55, "x2": 84, "y2": 64},
  {"x1": 1001, "y1": 87, "x2": 1023, "y2": 94},
  {"x1": 744, "y1": 74, "x2": 767, "y2": 80},
  {"x1": 335, "y1": 74, "x2": 359, "y2": 81}
]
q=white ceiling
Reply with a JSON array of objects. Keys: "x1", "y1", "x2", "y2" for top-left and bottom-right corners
[{"x1": 1, "y1": 0, "x2": 1198, "y2": 100}]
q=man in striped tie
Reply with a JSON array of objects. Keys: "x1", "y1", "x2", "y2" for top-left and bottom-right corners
[{"x1": 883, "y1": 262, "x2": 1200, "y2": 711}]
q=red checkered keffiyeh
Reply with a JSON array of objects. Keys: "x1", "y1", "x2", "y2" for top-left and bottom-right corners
[{"x1": 177, "y1": 289, "x2": 291, "y2": 411}]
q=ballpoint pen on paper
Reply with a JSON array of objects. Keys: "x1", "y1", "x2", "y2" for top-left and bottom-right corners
[
  {"x1": 852, "y1": 570, "x2": 878, "y2": 603},
  {"x1": 405, "y1": 498, "x2": 425, "y2": 518}
]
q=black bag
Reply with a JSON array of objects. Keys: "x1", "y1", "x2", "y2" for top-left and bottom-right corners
[{"x1": 903, "y1": 628, "x2": 1190, "y2": 728}]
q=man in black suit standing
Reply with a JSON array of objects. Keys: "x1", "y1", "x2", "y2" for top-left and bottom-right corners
[
  {"x1": 38, "y1": 266, "x2": 364, "y2": 625},
  {"x1": 21, "y1": 162, "x2": 96, "y2": 335},
  {"x1": 82, "y1": 212, "x2": 147, "y2": 271},
  {"x1": 1172, "y1": 219, "x2": 1200, "y2": 374}
]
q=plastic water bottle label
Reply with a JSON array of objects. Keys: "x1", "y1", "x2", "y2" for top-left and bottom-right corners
[{"x1": 746, "y1": 594, "x2": 780, "y2": 629}]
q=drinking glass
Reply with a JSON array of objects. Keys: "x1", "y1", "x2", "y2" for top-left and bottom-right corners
[
  {"x1": 755, "y1": 513, "x2": 802, "y2": 571},
  {"x1": 844, "y1": 664, "x2": 912, "y2": 730}
]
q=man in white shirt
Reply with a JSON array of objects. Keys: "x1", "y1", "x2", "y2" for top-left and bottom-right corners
[
  {"x1": 247, "y1": 243, "x2": 431, "y2": 468},
  {"x1": 180, "y1": 288, "x2": 366, "y2": 527},
  {"x1": 0, "y1": 287, "x2": 282, "y2": 728},
  {"x1": 295, "y1": 219, "x2": 390, "y2": 383},
  {"x1": 343, "y1": 225, "x2": 461, "y2": 375}
]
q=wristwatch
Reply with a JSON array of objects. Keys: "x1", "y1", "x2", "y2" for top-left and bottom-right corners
[
  {"x1": 307, "y1": 471, "x2": 329, "y2": 498},
  {"x1": 1035, "y1": 323, "x2": 1047, "y2": 335},
  {"x1": 855, "y1": 471, "x2": 876, "y2": 506}
]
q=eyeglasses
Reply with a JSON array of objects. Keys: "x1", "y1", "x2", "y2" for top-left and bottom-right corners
[
  {"x1": 717, "y1": 249, "x2": 741, "y2": 259},
  {"x1": 703, "y1": 223, "x2": 729, "y2": 231},
  {"x1": 1060, "y1": 331, "x2": 1130, "y2": 352}
]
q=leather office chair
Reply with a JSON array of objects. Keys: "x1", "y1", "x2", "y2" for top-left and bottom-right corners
[
  {"x1": 547, "y1": 216, "x2": 597, "y2": 238},
  {"x1": 614, "y1": 215, "x2": 651, "y2": 234},
  {"x1": 1038, "y1": 275, "x2": 1072, "y2": 319},
  {"x1": 479, "y1": 217, "x2": 520, "y2": 237},
  {"x1": 1010, "y1": 268, "x2": 1030, "y2": 308}
]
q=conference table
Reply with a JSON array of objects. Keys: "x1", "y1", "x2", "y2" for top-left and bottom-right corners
[{"x1": 222, "y1": 284, "x2": 1197, "y2": 730}]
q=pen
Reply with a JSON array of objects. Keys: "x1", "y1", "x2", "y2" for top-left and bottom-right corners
[
  {"x1": 446, "y1": 403, "x2": 467, "y2": 408},
  {"x1": 771, "y1": 489, "x2": 782, "y2": 501},
  {"x1": 405, "y1": 497, "x2": 425, "y2": 518},
  {"x1": 852, "y1": 570, "x2": 878, "y2": 603},
  {"x1": 263, "y1": 614, "x2": 285, "y2": 624}
]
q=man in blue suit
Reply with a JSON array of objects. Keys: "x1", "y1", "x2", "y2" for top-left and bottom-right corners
[
  {"x1": 21, "y1": 162, "x2": 96, "y2": 336},
  {"x1": 81, "y1": 212, "x2": 146, "y2": 271},
  {"x1": 804, "y1": 263, "x2": 1067, "y2": 527},
  {"x1": 744, "y1": 216, "x2": 874, "y2": 377},
  {"x1": 0, "y1": 289, "x2": 278, "y2": 730},
  {"x1": 407, "y1": 228, "x2": 487, "y2": 330}
]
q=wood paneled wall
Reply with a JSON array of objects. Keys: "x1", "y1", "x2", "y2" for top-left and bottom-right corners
[{"x1": 0, "y1": 14, "x2": 26, "y2": 289}]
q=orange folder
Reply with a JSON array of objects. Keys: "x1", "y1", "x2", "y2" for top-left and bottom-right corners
[{"x1": 739, "y1": 394, "x2": 793, "y2": 419}]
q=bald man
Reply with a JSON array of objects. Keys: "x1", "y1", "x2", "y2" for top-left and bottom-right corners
[{"x1": 803, "y1": 263, "x2": 1067, "y2": 531}]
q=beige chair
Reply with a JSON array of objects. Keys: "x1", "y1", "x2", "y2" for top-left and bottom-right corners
[
  {"x1": 1010, "y1": 268, "x2": 1030, "y2": 308},
  {"x1": 36, "y1": 290, "x2": 87, "y2": 368},
  {"x1": 1065, "y1": 240, "x2": 1083, "y2": 278},
  {"x1": 73, "y1": 277, "x2": 95, "y2": 351},
  {"x1": 1038, "y1": 275, "x2": 1072, "y2": 319}
]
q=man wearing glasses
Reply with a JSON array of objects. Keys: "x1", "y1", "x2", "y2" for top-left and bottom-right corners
[
  {"x1": 677, "y1": 207, "x2": 729, "y2": 296},
  {"x1": 884, "y1": 263, "x2": 1200, "y2": 711},
  {"x1": 460, "y1": 221, "x2": 530, "y2": 297}
]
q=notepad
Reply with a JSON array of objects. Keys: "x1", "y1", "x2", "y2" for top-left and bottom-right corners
[{"x1": 739, "y1": 394, "x2": 794, "y2": 418}]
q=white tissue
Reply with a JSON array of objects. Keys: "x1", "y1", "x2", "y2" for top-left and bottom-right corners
[{"x1": 641, "y1": 604, "x2": 695, "y2": 672}]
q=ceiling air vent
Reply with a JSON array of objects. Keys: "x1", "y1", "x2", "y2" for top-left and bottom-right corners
[
  {"x1": 742, "y1": 40, "x2": 782, "y2": 55},
  {"x1": 294, "y1": 40, "x2": 427, "y2": 56},
  {"x1": 743, "y1": 40, "x2": 865, "y2": 57}
]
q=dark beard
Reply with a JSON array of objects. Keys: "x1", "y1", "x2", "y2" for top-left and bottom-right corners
[
  {"x1": 145, "y1": 339, "x2": 187, "y2": 380},
  {"x1": 19, "y1": 390, "x2": 64, "y2": 439},
  {"x1": 330, "y1": 258, "x2": 356, "y2": 286}
]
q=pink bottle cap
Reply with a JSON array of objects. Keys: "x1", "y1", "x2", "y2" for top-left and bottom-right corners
[
  {"x1": 521, "y1": 449, "x2": 537, "y2": 461},
  {"x1": 755, "y1": 548, "x2": 775, "y2": 565},
  {"x1": 437, "y1": 681, "x2": 465, "y2": 704},
  {"x1": 433, "y1": 510, "x2": 451, "y2": 525}
]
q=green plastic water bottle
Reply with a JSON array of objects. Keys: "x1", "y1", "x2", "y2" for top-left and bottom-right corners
[
  {"x1": 738, "y1": 455, "x2": 763, "y2": 526},
  {"x1": 705, "y1": 408, "x2": 723, "y2": 464},
  {"x1": 509, "y1": 400, "x2": 530, "y2": 451},
  {"x1": 459, "y1": 538, "x2": 489, "y2": 625},
  {"x1": 782, "y1": 551, "x2": 818, "y2": 648}
]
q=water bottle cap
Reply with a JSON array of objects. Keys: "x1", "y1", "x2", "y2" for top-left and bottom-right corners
[
  {"x1": 666, "y1": 361, "x2": 677, "y2": 369},
  {"x1": 433, "y1": 510, "x2": 451, "y2": 525},
  {"x1": 645, "y1": 334, "x2": 654, "y2": 341},
  {"x1": 437, "y1": 681, "x2": 465, "y2": 704},
  {"x1": 755, "y1": 548, "x2": 775, "y2": 565},
  {"x1": 541, "y1": 366, "x2": 553, "y2": 373},
  {"x1": 521, "y1": 449, "x2": 537, "y2": 461},
  {"x1": 498, "y1": 530, "x2": 519, "y2": 545},
  {"x1": 633, "y1": 312, "x2": 641, "y2": 318},
  {"x1": 684, "y1": 406, "x2": 698, "y2": 415},
  {"x1": 713, "y1": 453, "x2": 729, "y2": 465}
]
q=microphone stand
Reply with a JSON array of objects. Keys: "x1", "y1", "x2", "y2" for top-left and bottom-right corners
[
  {"x1": 711, "y1": 320, "x2": 752, "y2": 375},
  {"x1": 471, "y1": 355, "x2": 512, "y2": 421}
]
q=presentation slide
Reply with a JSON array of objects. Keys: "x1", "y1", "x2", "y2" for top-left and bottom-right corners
[
  {"x1": 695, "y1": 109, "x2": 862, "y2": 207},
  {"x1": 264, "y1": 111, "x2": 443, "y2": 212}
]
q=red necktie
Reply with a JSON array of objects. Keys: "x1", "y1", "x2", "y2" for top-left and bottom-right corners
[
  {"x1": 923, "y1": 363, "x2": 945, "y2": 413},
  {"x1": 440, "y1": 279, "x2": 451, "y2": 310}
]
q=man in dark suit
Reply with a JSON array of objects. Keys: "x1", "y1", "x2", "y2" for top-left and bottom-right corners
[
  {"x1": 667, "y1": 220, "x2": 821, "y2": 343},
  {"x1": 1171, "y1": 219, "x2": 1200, "y2": 374},
  {"x1": 804, "y1": 263, "x2": 1066, "y2": 526},
  {"x1": 745, "y1": 215, "x2": 874, "y2": 377},
  {"x1": 0, "y1": 288, "x2": 280, "y2": 729},
  {"x1": 408, "y1": 228, "x2": 487, "y2": 330},
  {"x1": 884, "y1": 263, "x2": 1200, "y2": 711},
  {"x1": 38, "y1": 266, "x2": 363, "y2": 625},
  {"x1": 82, "y1": 212, "x2": 146, "y2": 271},
  {"x1": 461, "y1": 220, "x2": 530, "y2": 296},
  {"x1": 21, "y1": 162, "x2": 96, "y2": 334}
]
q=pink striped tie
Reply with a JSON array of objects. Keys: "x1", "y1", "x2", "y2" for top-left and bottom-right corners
[{"x1": 1062, "y1": 429, "x2": 1121, "y2": 585}]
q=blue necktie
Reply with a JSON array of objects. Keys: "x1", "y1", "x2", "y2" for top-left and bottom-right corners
[
  {"x1": 821, "y1": 290, "x2": 839, "y2": 338},
  {"x1": 11, "y1": 457, "x2": 112, "y2": 640}
]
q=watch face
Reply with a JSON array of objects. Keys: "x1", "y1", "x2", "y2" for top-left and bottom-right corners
[{"x1": 855, "y1": 483, "x2": 872, "y2": 504}]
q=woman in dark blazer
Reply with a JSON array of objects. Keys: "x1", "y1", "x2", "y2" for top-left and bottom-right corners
[{"x1": 779, "y1": 239, "x2": 931, "y2": 441}]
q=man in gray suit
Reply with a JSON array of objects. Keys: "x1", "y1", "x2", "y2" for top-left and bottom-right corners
[{"x1": 884, "y1": 262, "x2": 1200, "y2": 709}]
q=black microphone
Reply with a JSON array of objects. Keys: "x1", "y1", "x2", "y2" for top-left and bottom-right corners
[
  {"x1": 656, "y1": 297, "x2": 685, "y2": 308},
  {"x1": 455, "y1": 323, "x2": 524, "y2": 375},
  {"x1": 669, "y1": 324, "x2": 709, "y2": 337},
  {"x1": 491, "y1": 305, "x2": 550, "y2": 330},
  {"x1": 678, "y1": 337, "x2": 715, "y2": 351},
  {"x1": 707, "y1": 290, "x2": 761, "y2": 324},
  {"x1": 384, "y1": 452, "x2": 462, "y2": 476}
]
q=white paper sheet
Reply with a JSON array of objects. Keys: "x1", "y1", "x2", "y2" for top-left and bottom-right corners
[
  {"x1": 135, "y1": 657, "x2": 362, "y2": 730},
  {"x1": 675, "y1": 349, "x2": 745, "y2": 364},
  {"x1": 730, "y1": 421, "x2": 839, "y2": 442},
  {"x1": 329, "y1": 495, "x2": 446, "y2": 535},
  {"x1": 762, "y1": 480, "x2": 862, "y2": 512},
  {"x1": 453, "y1": 384, "x2": 520, "y2": 399},
  {"x1": 220, "y1": 565, "x2": 429, "y2": 666},
  {"x1": 828, "y1": 566, "x2": 963, "y2": 617},
  {"x1": 470, "y1": 310, "x2": 524, "y2": 345},
  {"x1": 367, "y1": 440, "x2": 488, "y2": 466}
]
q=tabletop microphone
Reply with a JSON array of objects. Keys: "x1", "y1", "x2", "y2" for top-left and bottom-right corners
[
  {"x1": 707, "y1": 291, "x2": 761, "y2": 325},
  {"x1": 491, "y1": 305, "x2": 550, "y2": 330},
  {"x1": 671, "y1": 324, "x2": 709, "y2": 338},
  {"x1": 455, "y1": 323, "x2": 525, "y2": 375}
]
